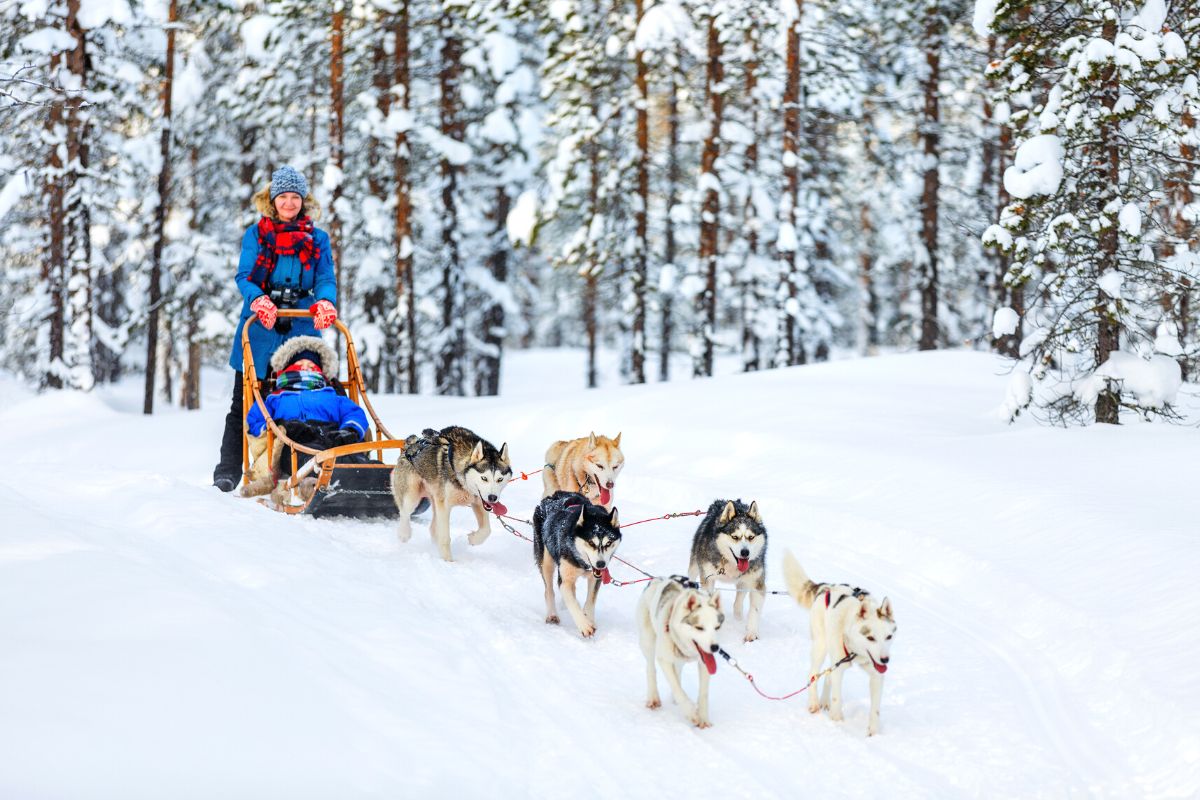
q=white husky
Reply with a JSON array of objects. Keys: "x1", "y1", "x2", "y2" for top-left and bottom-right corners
[
  {"x1": 636, "y1": 577, "x2": 724, "y2": 728},
  {"x1": 782, "y1": 550, "x2": 896, "y2": 736}
]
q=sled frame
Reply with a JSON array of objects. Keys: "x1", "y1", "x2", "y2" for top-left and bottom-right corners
[{"x1": 240, "y1": 310, "x2": 405, "y2": 517}]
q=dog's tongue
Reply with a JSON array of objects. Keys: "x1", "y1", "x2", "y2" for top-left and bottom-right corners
[
  {"x1": 488, "y1": 500, "x2": 508, "y2": 516},
  {"x1": 696, "y1": 644, "x2": 717, "y2": 675},
  {"x1": 736, "y1": 557, "x2": 750, "y2": 573},
  {"x1": 600, "y1": 567, "x2": 612, "y2": 585},
  {"x1": 599, "y1": 486, "x2": 611, "y2": 506},
  {"x1": 873, "y1": 661, "x2": 888, "y2": 674}
]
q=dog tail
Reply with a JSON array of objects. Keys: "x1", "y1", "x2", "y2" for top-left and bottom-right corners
[{"x1": 782, "y1": 550, "x2": 819, "y2": 609}]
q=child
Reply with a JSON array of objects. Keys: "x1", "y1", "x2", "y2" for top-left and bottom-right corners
[{"x1": 241, "y1": 336, "x2": 368, "y2": 497}]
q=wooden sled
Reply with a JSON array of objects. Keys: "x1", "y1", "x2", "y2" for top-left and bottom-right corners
[{"x1": 240, "y1": 309, "x2": 416, "y2": 519}]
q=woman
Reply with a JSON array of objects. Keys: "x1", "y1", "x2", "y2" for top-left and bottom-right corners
[{"x1": 212, "y1": 165, "x2": 339, "y2": 492}]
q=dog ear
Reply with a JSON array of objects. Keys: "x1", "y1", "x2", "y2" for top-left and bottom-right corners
[
  {"x1": 613, "y1": 431, "x2": 621, "y2": 447},
  {"x1": 499, "y1": 442, "x2": 509, "y2": 463},
  {"x1": 712, "y1": 593, "x2": 721, "y2": 611},
  {"x1": 686, "y1": 594, "x2": 697, "y2": 612},
  {"x1": 878, "y1": 597, "x2": 893, "y2": 620},
  {"x1": 719, "y1": 501, "x2": 737, "y2": 525},
  {"x1": 574, "y1": 505, "x2": 586, "y2": 528},
  {"x1": 747, "y1": 500, "x2": 761, "y2": 523},
  {"x1": 470, "y1": 441, "x2": 485, "y2": 463},
  {"x1": 588, "y1": 431, "x2": 597, "y2": 448},
  {"x1": 857, "y1": 599, "x2": 870, "y2": 619},
  {"x1": 608, "y1": 506, "x2": 620, "y2": 528}
]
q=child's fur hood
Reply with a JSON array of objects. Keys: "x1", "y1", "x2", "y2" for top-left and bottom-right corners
[{"x1": 268, "y1": 336, "x2": 338, "y2": 377}]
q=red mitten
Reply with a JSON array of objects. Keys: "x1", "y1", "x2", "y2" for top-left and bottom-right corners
[
  {"x1": 250, "y1": 295, "x2": 277, "y2": 330},
  {"x1": 311, "y1": 299, "x2": 338, "y2": 330}
]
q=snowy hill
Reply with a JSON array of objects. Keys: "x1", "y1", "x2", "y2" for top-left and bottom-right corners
[{"x1": 2, "y1": 351, "x2": 1197, "y2": 799}]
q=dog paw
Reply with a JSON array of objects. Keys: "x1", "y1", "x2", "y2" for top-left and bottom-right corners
[
  {"x1": 743, "y1": 631, "x2": 758, "y2": 643},
  {"x1": 867, "y1": 723, "x2": 879, "y2": 737},
  {"x1": 828, "y1": 710, "x2": 844, "y2": 722},
  {"x1": 467, "y1": 528, "x2": 491, "y2": 546},
  {"x1": 545, "y1": 615, "x2": 560, "y2": 625},
  {"x1": 808, "y1": 703, "x2": 821, "y2": 715},
  {"x1": 646, "y1": 698, "x2": 661, "y2": 710},
  {"x1": 578, "y1": 622, "x2": 596, "y2": 638},
  {"x1": 694, "y1": 718, "x2": 712, "y2": 729}
]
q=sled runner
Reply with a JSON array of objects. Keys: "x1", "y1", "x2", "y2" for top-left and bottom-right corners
[{"x1": 240, "y1": 310, "x2": 418, "y2": 519}]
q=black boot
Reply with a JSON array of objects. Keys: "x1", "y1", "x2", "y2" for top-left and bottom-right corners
[{"x1": 213, "y1": 372, "x2": 244, "y2": 491}]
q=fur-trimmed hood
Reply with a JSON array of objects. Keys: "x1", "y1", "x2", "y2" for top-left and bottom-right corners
[{"x1": 268, "y1": 335, "x2": 339, "y2": 377}]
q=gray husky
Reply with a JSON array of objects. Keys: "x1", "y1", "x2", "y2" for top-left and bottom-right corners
[
  {"x1": 688, "y1": 499, "x2": 767, "y2": 642},
  {"x1": 533, "y1": 491, "x2": 622, "y2": 638},
  {"x1": 391, "y1": 426, "x2": 512, "y2": 562}
]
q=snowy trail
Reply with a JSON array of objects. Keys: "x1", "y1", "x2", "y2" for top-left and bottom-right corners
[{"x1": 2, "y1": 351, "x2": 1197, "y2": 798}]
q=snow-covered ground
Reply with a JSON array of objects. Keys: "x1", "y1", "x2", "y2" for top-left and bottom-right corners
[{"x1": 2, "y1": 350, "x2": 1198, "y2": 799}]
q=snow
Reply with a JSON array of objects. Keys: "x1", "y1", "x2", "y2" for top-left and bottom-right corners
[
  {"x1": 422, "y1": 129, "x2": 472, "y2": 166},
  {"x1": 981, "y1": 224, "x2": 1013, "y2": 250},
  {"x1": 0, "y1": 170, "x2": 32, "y2": 221},
  {"x1": 1092, "y1": 350, "x2": 1183, "y2": 408},
  {"x1": 77, "y1": 0, "x2": 132, "y2": 28},
  {"x1": 1129, "y1": 0, "x2": 1167, "y2": 35},
  {"x1": 972, "y1": 0, "x2": 999, "y2": 37},
  {"x1": 505, "y1": 190, "x2": 538, "y2": 246},
  {"x1": 776, "y1": 221, "x2": 797, "y2": 252},
  {"x1": 2, "y1": 353, "x2": 1198, "y2": 797},
  {"x1": 1003, "y1": 135, "x2": 1064, "y2": 199},
  {"x1": 240, "y1": 15, "x2": 274, "y2": 62},
  {"x1": 992, "y1": 306, "x2": 1019, "y2": 337},
  {"x1": 1154, "y1": 321, "x2": 1183, "y2": 356},
  {"x1": 1118, "y1": 202, "x2": 1142, "y2": 237},
  {"x1": 634, "y1": 2, "x2": 693, "y2": 51},
  {"x1": 1098, "y1": 269, "x2": 1124, "y2": 299},
  {"x1": 18, "y1": 27, "x2": 78, "y2": 54},
  {"x1": 1162, "y1": 31, "x2": 1187, "y2": 62}
]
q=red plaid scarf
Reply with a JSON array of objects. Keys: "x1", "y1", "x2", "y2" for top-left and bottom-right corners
[{"x1": 251, "y1": 215, "x2": 319, "y2": 292}]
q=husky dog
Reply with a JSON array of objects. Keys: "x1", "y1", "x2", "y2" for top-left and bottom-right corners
[
  {"x1": 543, "y1": 432, "x2": 624, "y2": 510},
  {"x1": 391, "y1": 426, "x2": 512, "y2": 561},
  {"x1": 636, "y1": 576, "x2": 725, "y2": 728},
  {"x1": 688, "y1": 499, "x2": 767, "y2": 642},
  {"x1": 782, "y1": 550, "x2": 896, "y2": 736},
  {"x1": 533, "y1": 491, "x2": 622, "y2": 638}
]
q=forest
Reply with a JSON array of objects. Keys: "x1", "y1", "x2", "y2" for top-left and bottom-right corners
[{"x1": 1, "y1": 0, "x2": 1196, "y2": 424}]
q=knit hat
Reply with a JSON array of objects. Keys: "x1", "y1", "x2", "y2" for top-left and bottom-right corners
[{"x1": 270, "y1": 165, "x2": 309, "y2": 201}]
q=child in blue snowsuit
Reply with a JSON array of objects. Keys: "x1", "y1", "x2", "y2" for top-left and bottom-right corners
[{"x1": 241, "y1": 336, "x2": 367, "y2": 496}]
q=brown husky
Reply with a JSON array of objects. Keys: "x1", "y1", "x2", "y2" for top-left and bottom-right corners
[{"x1": 542, "y1": 432, "x2": 624, "y2": 510}]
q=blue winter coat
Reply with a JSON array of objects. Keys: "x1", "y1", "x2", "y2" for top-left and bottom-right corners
[
  {"x1": 228, "y1": 224, "x2": 338, "y2": 378},
  {"x1": 245, "y1": 387, "x2": 368, "y2": 440}
]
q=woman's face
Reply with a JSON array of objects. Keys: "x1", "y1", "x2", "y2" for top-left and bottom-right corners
[{"x1": 274, "y1": 192, "x2": 302, "y2": 222}]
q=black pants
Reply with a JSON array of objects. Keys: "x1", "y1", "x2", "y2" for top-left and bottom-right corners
[{"x1": 213, "y1": 371, "x2": 244, "y2": 483}]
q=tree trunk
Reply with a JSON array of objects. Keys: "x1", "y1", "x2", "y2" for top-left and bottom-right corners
[
  {"x1": 1094, "y1": 17, "x2": 1121, "y2": 424},
  {"x1": 694, "y1": 12, "x2": 723, "y2": 378},
  {"x1": 741, "y1": 29, "x2": 761, "y2": 373},
  {"x1": 777, "y1": 0, "x2": 802, "y2": 367},
  {"x1": 917, "y1": 7, "x2": 941, "y2": 352},
  {"x1": 436, "y1": 11, "x2": 465, "y2": 396},
  {"x1": 43, "y1": 51, "x2": 66, "y2": 391},
  {"x1": 329, "y1": 4, "x2": 345, "y2": 297},
  {"x1": 475, "y1": 189, "x2": 509, "y2": 397},
  {"x1": 63, "y1": 0, "x2": 93, "y2": 390},
  {"x1": 393, "y1": 4, "x2": 417, "y2": 394},
  {"x1": 859, "y1": 201, "x2": 878, "y2": 354},
  {"x1": 631, "y1": 0, "x2": 649, "y2": 385},
  {"x1": 660, "y1": 50, "x2": 680, "y2": 383},
  {"x1": 145, "y1": 0, "x2": 176, "y2": 413}
]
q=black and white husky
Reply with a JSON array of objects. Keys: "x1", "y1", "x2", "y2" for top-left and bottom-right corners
[
  {"x1": 533, "y1": 491, "x2": 622, "y2": 638},
  {"x1": 636, "y1": 576, "x2": 725, "y2": 728},
  {"x1": 688, "y1": 499, "x2": 767, "y2": 642},
  {"x1": 783, "y1": 550, "x2": 897, "y2": 736}
]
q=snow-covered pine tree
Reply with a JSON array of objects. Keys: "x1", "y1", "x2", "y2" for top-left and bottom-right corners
[{"x1": 980, "y1": 0, "x2": 1191, "y2": 423}]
